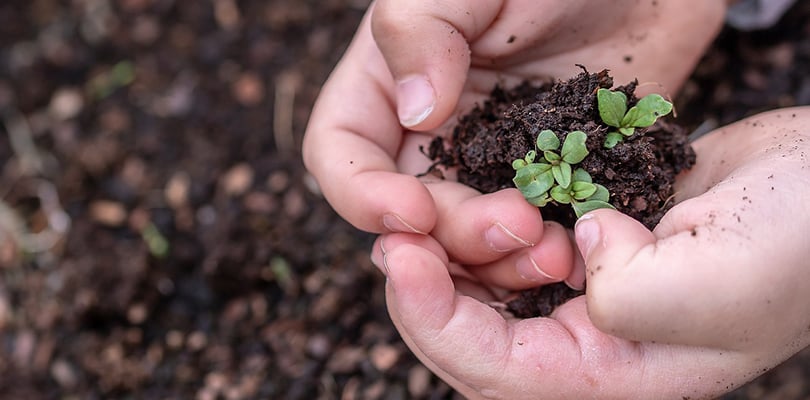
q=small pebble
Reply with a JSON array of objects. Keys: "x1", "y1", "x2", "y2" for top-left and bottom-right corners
[
  {"x1": 305, "y1": 333, "x2": 332, "y2": 359},
  {"x1": 408, "y1": 365, "x2": 433, "y2": 398},
  {"x1": 370, "y1": 343, "x2": 400, "y2": 372},
  {"x1": 50, "y1": 359, "x2": 78, "y2": 388},
  {"x1": 89, "y1": 200, "x2": 127, "y2": 227},
  {"x1": 222, "y1": 163, "x2": 254, "y2": 196},
  {"x1": 166, "y1": 330, "x2": 185, "y2": 349},
  {"x1": 187, "y1": 331, "x2": 208, "y2": 351},
  {"x1": 127, "y1": 303, "x2": 148, "y2": 324},
  {"x1": 232, "y1": 72, "x2": 264, "y2": 106},
  {"x1": 49, "y1": 88, "x2": 84, "y2": 120}
]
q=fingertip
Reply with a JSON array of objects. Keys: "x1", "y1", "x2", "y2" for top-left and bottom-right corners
[
  {"x1": 573, "y1": 209, "x2": 653, "y2": 264},
  {"x1": 345, "y1": 171, "x2": 436, "y2": 234},
  {"x1": 467, "y1": 221, "x2": 574, "y2": 291},
  {"x1": 370, "y1": 2, "x2": 473, "y2": 132},
  {"x1": 377, "y1": 233, "x2": 449, "y2": 266},
  {"x1": 573, "y1": 213, "x2": 601, "y2": 263},
  {"x1": 574, "y1": 210, "x2": 657, "y2": 336},
  {"x1": 384, "y1": 242, "x2": 455, "y2": 331},
  {"x1": 475, "y1": 188, "x2": 546, "y2": 252},
  {"x1": 515, "y1": 221, "x2": 574, "y2": 283},
  {"x1": 396, "y1": 75, "x2": 437, "y2": 128},
  {"x1": 564, "y1": 229, "x2": 586, "y2": 291},
  {"x1": 429, "y1": 186, "x2": 544, "y2": 264}
]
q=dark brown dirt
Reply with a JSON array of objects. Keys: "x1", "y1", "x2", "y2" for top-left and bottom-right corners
[
  {"x1": 428, "y1": 68, "x2": 695, "y2": 231},
  {"x1": 0, "y1": 0, "x2": 809, "y2": 399},
  {"x1": 427, "y1": 69, "x2": 695, "y2": 319}
]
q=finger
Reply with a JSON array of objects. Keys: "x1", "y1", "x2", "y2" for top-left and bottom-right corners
[
  {"x1": 467, "y1": 221, "x2": 575, "y2": 290},
  {"x1": 370, "y1": 233, "x2": 469, "y2": 280},
  {"x1": 382, "y1": 237, "x2": 763, "y2": 399},
  {"x1": 427, "y1": 184, "x2": 545, "y2": 261},
  {"x1": 302, "y1": 13, "x2": 436, "y2": 234},
  {"x1": 395, "y1": 132, "x2": 547, "y2": 266},
  {"x1": 578, "y1": 108, "x2": 810, "y2": 350},
  {"x1": 564, "y1": 228, "x2": 587, "y2": 290},
  {"x1": 382, "y1": 240, "x2": 567, "y2": 397},
  {"x1": 370, "y1": 0, "x2": 504, "y2": 129},
  {"x1": 371, "y1": 233, "x2": 498, "y2": 302}
]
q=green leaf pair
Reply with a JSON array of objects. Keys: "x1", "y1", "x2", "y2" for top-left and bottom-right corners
[
  {"x1": 597, "y1": 88, "x2": 673, "y2": 148},
  {"x1": 537, "y1": 129, "x2": 588, "y2": 188}
]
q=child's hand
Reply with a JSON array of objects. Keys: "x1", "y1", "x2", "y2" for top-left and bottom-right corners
[
  {"x1": 580, "y1": 107, "x2": 810, "y2": 353},
  {"x1": 370, "y1": 107, "x2": 810, "y2": 399},
  {"x1": 304, "y1": 0, "x2": 728, "y2": 289}
]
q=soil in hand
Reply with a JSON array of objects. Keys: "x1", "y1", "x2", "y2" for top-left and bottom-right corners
[{"x1": 427, "y1": 68, "x2": 696, "y2": 318}]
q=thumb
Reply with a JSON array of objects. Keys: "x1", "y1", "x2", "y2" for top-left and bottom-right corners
[
  {"x1": 370, "y1": 0, "x2": 503, "y2": 129},
  {"x1": 573, "y1": 209, "x2": 659, "y2": 339},
  {"x1": 573, "y1": 207, "x2": 792, "y2": 350}
]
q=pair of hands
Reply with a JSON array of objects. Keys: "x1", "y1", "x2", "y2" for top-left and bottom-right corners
[{"x1": 304, "y1": 0, "x2": 810, "y2": 398}]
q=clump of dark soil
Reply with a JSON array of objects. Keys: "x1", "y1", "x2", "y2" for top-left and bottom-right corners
[
  {"x1": 428, "y1": 68, "x2": 696, "y2": 317},
  {"x1": 429, "y1": 67, "x2": 695, "y2": 229}
]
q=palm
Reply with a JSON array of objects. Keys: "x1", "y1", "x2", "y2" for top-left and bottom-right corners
[{"x1": 378, "y1": 233, "x2": 753, "y2": 400}]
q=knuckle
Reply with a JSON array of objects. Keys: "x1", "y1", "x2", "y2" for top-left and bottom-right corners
[{"x1": 370, "y1": 6, "x2": 411, "y2": 41}]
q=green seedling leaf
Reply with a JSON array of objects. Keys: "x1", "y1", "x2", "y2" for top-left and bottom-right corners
[
  {"x1": 537, "y1": 130, "x2": 560, "y2": 151},
  {"x1": 597, "y1": 88, "x2": 628, "y2": 128},
  {"x1": 518, "y1": 171, "x2": 554, "y2": 198},
  {"x1": 589, "y1": 184, "x2": 611, "y2": 203},
  {"x1": 527, "y1": 193, "x2": 552, "y2": 207},
  {"x1": 525, "y1": 150, "x2": 537, "y2": 163},
  {"x1": 512, "y1": 159, "x2": 527, "y2": 170},
  {"x1": 552, "y1": 162, "x2": 572, "y2": 188},
  {"x1": 561, "y1": 130, "x2": 589, "y2": 164},
  {"x1": 544, "y1": 150, "x2": 561, "y2": 163},
  {"x1": 571, "y1": 181, "x2": 597, "y2": 200},
  {"x1": 142, "y1": 222, "x2": 169, "y2": 258},
  {"x1": 620, "y1": 93, "x2": 673, "y2": 128},
  {"x1": 619, "y1": 127, "x2": 635, "y2": 136},
  {"x1": 550, "y1": 185, "x2": 572, "y2": 204},
  {"x1": 572, "y1": 200, "x2": 616, "y2": 218},
  {"x1": 604, "y1": 132, "x2": 624, "y2": 149},
  {"x1": 572, "y1": 168, "x2": 592, "y2": 184},
  {"x1": 271, "y1": 256, "x2": 297, "y2": 294},
  {"x1": 513, "y1": 162, "x2": 551, "y2": 186}
]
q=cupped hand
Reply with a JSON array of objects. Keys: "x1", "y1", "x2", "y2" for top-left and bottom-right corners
[
  {"x1": 371, "y1": 107, "x2": 810, "y2": 399},
  {"x1": 580, "y1": 107, "x2": 810, "y2": 353},
  {"x1": 303, "y1": 0, "x2": 728, "y2": 289},
  {"x1": 372, "y1": 233, "x2": 754, "y2": 400}
]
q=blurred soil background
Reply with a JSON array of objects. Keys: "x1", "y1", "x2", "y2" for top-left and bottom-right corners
[{"x1": 0, "y1": 1, "x2": 808, "y2": 399}]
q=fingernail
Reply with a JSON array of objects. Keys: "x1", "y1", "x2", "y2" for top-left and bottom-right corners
[
  {"x1": 396, "y1": 75, "x2": 435, "y2": 127},
  {"x1": 575, "y1": 215, "x2": 600, "y2": 261},
  {"x1": 380, "y1": 238, "x2": 392, "y2": 276},
  {"x1": 516, "y1": 256, "x2": 560, "y2": 282},
  {"x1": 383, "y1": 213, "x2": 424, "y2": 234},
  {"x1": 564, "y1": 277, "x2": 585, "y2": 291},
  {"x1": 485, "y1": 222, "x2": 532, "y2": 252},
  {"x1": 380, "y1": 240, "x2": 394, "y2": 285},
  {"x1": 370, "y1": 238, "x2": 386, "y2": 275}
]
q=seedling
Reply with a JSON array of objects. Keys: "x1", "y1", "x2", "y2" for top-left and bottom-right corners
[
  {"x1": 597, "y1": 88, "x2": 673, "y2": 148},
  {"x1": 512, "y1": 130, "x2": 615, "y2": 217},
  {"x1": 142, "y1": 222, "x2": 169, "y2": 258},
  {"x1": 549, "y1": 168, "x2": 613, "y2": 218}
]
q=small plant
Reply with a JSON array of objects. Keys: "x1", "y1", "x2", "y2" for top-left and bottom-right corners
[
  {"x1": 512, "y1": 130, "x2": 614, "y2": 217},
  {"x1": 597, "y1": 88, "x2": 673, "y2": 148}
]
